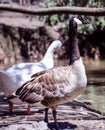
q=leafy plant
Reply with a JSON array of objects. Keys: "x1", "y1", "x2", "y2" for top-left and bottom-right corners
[{"x1": 40, "y1": 0, "x2": 105, "y2": 32}]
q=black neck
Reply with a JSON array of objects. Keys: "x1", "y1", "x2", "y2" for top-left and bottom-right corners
[{"x1": 69, "y1": 19, "x2": 80, "y2": 65}]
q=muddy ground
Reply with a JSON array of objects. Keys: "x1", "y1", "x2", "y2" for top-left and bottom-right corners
[{"x1": 0, "y1": 94, "x2": 105, "y2": 130}]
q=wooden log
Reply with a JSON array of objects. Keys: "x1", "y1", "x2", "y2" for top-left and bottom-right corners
[{"x1": 0, "y1": 5, "x2": 105, "y2": 16}]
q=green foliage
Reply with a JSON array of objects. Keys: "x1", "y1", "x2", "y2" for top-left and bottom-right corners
[
  {"x1": 39, "y1": 0, "x2": 105, "y2": 60},
  {"x1": 40, "y1": 0, "x2": 105, "y2": 34}
]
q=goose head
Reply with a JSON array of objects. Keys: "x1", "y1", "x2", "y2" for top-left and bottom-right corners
[
  {"x1": 70, "y1": 15, "x2": 90, "y2": 26},
  {"x1": 74, "y1": 16, "x2": 90, "y2": 25},
  {"x1": 50, "y1": 40, "x2": 62, "y2": 50},
  {"x1": 41, "y1": 40, "x2": 62, "y2": 68},
  {"x1": 42, "y1": 40, "x2": 62, "y2": 58},
  {"x1": 69, "y1": 15, "x2": 90, "y2": 33},
  {"x1": 50, "y1": 40, "x2": 62, "y2": 59}
]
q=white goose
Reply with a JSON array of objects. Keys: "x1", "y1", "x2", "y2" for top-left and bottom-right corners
[
  {"x1": 16, "y1": 16, "x2": 88, "y2": 129},
  {"x1": 0, "y1": 40, "x2": 62, "y2": 114}
]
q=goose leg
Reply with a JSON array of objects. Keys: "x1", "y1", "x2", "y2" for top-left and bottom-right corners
[
  {"x1": 26, "y1": 104, "x2": 31, "y2": 115},
  {"x1": 8, "y1": 101, "x2": 13, "y2": 113},
  {"x1": 52, "y1": 109, "x2": 59, "y2": 130},
  {"x1": 44, "y1": 108, "x2": 49, "y2": 123}
]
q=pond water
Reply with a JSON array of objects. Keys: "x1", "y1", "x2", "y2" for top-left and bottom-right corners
[
  {"x1": 79, "y1": 85, "x2": 105, "y2": 115},
  {"x1": 81, "y1": 60, "x2": 105, "y2": 115}
]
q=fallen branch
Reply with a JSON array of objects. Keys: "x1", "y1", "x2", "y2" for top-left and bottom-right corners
[{"x1": 0, "y1": 4, "x2": 105, "y2": 16}]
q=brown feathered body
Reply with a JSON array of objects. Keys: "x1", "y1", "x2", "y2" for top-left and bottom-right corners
[{"x1": 16, "y1": 58, "x2": 87, "y2": 110}]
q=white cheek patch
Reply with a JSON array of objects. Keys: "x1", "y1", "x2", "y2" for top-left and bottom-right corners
[{"x1": 74, "y1": 18, "x2": 82, "y2": 25}]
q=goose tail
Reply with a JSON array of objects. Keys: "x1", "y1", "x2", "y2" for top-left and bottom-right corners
[{"x1": 4, "y1": 92, "x2": 17, "y2": 101}]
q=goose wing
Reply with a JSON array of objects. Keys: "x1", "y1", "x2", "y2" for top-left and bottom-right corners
[
  {"x1": 31, "y1": 68, "x2": 53, "y2": 78},
  {"x1": 16, "y1": 66, "x2": 71, "y2": 104}
]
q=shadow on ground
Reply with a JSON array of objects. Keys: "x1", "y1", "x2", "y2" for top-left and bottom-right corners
[{"x1": 48, "y1": 122, "x2": 77, "y2": 130}]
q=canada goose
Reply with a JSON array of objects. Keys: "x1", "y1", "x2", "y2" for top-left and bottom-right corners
[
  {"x1": 0, "y1": 40, "x2": 62, "y2": 114},
  {"x1": 16, "y1": 16, "x2": 88, "y2": 129}
]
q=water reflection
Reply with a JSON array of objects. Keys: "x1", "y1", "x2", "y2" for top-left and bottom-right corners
[{"x1": 79, "y1": 85, "x2": 105, "y2": 114}]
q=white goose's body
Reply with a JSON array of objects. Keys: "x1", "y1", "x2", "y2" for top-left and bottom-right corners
[
  {"x1": 16, "y1": 16, "x2": 88, "y2": 129},
  {"x1": 0, "y1": 40, "x2": 62, "y2": 113}
]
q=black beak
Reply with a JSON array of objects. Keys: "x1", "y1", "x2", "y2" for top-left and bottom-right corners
[{"x1": 83, "y1": 19, "x2": 90, "y2": 24}]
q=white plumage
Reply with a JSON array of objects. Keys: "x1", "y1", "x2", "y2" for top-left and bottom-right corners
[{"x1": 0, "y1": 40, "x2": 62, "y2": 114}]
